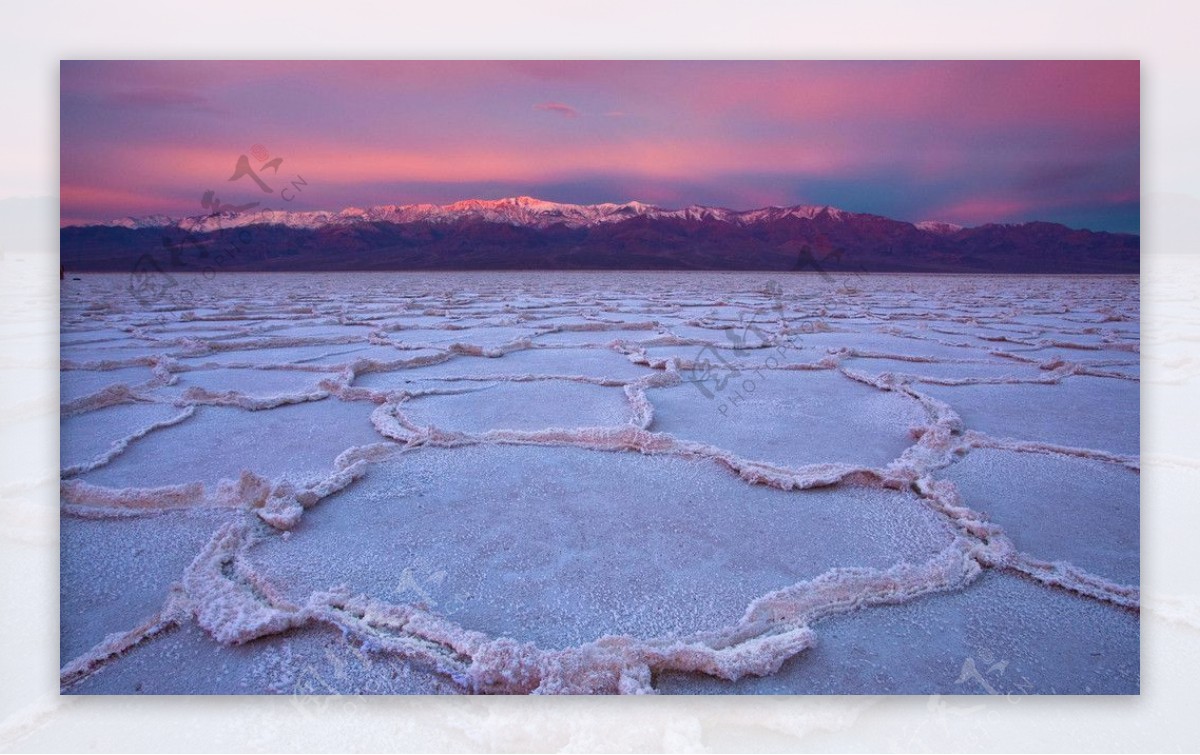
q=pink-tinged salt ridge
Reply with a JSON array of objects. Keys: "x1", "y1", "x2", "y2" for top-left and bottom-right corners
[
  {"x1": 839, "y1": 367, "x2": 965, "y2": 434},
  {"x1": 61, "y1": 479, "x2": 207, "y2": 512},
  {"x1": 371, "y1": 400, "x2": 886, "y2": 492},
  {"x1": 912, "y1": 477, "x2": 1140, "y2": 609},
  {"x1": 180, "y1": 333, "x2": 367, "y2": 356},
  {"x1": 177, "y1": 339, "x2": 301, "y2": 360},
  {"x1": 912, "y1": 478, "x2": 1009, "y2": 545},
  {"x1": 148, "y1": 356, "x2": 179, "y2": 385},
  {"x1": 853, "y1": 364, "x2": 1079, "y2": 388},
  {"x1": 62, "y1": 354, "x2": 177, "y2": 372},
  {"x1": 60, "y1": 455, "x2": 374, "y2": 530},
  {"x1": 884, "y1": 424, "x2": 963, "y2": 489},
  {"x1": 183, "y1": 522, "x2": 309, "y2": 644},
  {"x1": 617, "y1": 333, "x2": 691, "y2": 348},
  {"x1": 838, "y1": 349, "x2": 945, "y2": 363},
  {"x1": 740, "y1": 542, "x2": 981, "y2": 627},
  {"x1": 326, "y1": 359, "x2": 687, "y2": 406},
  {"x1": 60, "y1": 357, "x2": 180, "y2": 407},
  {"x1": 347, "y1": 350, "x2": 456, "y2": 374},
  {"x1": 255, "y1": 459, "x2": 369, "y2": 530},
  {"x1": 179, "y1": 385, "x2": 330, "y2": 411},
  {"x1": 1070, "y1": 364, "x2": 1140, "y2": 382},
  {"x1": 61, "y1": 405, "x2": 196, "y2": 477},
  {"x1": 59, "y1": 383, "x2": 144, "y2": 416},
  {"x1": 1040, "y1": 339, "x2": 1139, "y2": 353},
  {"x1": 624, "y1": 385, "x2": 656, "y2": 429},
  {"x1": 59, "y1": 588, "x2": 191, "y2": 688},
  {"x1": 547, "y1": 320, "x2": 661, "y2": 333},
  {"x1": 1007, "y1": 555, "x2": 1140, "y2": 609},
  {"x1": 446, "y1": 339, "x2": 531, "y2": 358},
  {"x1": 621, "y1": 341, "x2": 835, "y2": 374},
  {"x1": 962, "y1": 431, "x2": 1141, "y2": 471},
  {"x1": 177, "y1": 356, "x2": 360, "y2": 373}
]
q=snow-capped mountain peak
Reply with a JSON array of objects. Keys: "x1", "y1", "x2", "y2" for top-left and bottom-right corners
[
  {"x1": 914, "y1": 220, "x2": 965, "y2": 235},
  {"x1": 94, "y1": 197, "x2": 1001, "y2": 238},
  {"x1": 102, "y1": 196, "x2": 876, "y2": 232}
]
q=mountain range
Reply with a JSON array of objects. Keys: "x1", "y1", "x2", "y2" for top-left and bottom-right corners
[{"x1": 60, "y1": 196, "x2": 1139, "y2": 274}]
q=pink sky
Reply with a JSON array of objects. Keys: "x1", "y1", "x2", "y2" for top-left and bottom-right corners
[{"x1": 60, "y1": 60, "x2": 1139, "y2": 231}]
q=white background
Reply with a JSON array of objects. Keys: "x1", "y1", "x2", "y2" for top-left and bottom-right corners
[{"x1": 1, "y1": 0, "x2": 1197, "y2": 751}]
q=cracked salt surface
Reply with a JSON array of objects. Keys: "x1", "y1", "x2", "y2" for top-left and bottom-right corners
[
  {"x1": 656, "y1": 570, "x2": 1139, "y2": 694},
  {"x1": 60, "y1": 403, "x2": 187, "y2": 472},
  {"x1": 531, "y1": 328, "x2": 666, "y2": 346},
  {"x1": 399, "y1": 382, "x2": 634, "y2": 432},
  {"x1": 842, "y1": 355, "x2": 1049, "y2": 382},
  {"x1": 942, "y1": 449, "x2": 1139, "y2": 585},
  {"x1": 58, "y1": 271, "x2": 1139, "y2": 694},
  {"x1": 919, "y1": 376, "x2": 1139, "y2": 456},
  {"x1": 60, "y1": 366, "x2": 153, "y2": 403},
  {"x1": 65, "y1": 622, "x2": 457, "y2": 695},
  {"x1": 358, "y1": 346, "x2": 657, "y2": 384},
  {"x1": 249, "y1": 445, "x2": 957, "y2": 650},
  {"x1": 648, "y1": 370, "x2": 926, "y2": 469},
  {"x1": 154, "y1": 366, "x2": 326, "y2": 400},
  {"x1": 73, "y1": 401, "x2": 382, "y2": 489},
  {"x1": 61, "y1": 509, "x2": 238, "y2": 661}
]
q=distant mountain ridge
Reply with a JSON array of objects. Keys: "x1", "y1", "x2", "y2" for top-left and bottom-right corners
[
  {"x1": 61, "y1": 196, "x2": 1139, "y2": 274},
  {"x1": 97, "y1": 196, "x2": 915, "y2": 232}
]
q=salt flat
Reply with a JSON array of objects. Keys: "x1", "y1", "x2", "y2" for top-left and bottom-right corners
[{"x1": 58, "y1": 271, "x2": 1140, "y2": 695}]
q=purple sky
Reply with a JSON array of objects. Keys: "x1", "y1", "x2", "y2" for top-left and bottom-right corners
[{"x1": 60, "y1": 60, "x2": 1140, "y2": 231}]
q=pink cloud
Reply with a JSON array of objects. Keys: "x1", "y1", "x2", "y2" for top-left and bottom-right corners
[
  {"x1": 533, "y1": 102, "x2": 580, "y2": 118},
  {"x1": 59, "y1": 184, "x2": 193, "y2": 223},
  {"x1": 926, "y1": 186, "x2": 1139, "y2": 227},
  {"x1": 927, "y1": 196, "x2": 1038, "y2": 225},
  {"x1": 104, "y1": 132, "x2": 856, "y2": 189},
  {"x1": 683, "y1": 61, "x2": 1138, "y2": 129}
]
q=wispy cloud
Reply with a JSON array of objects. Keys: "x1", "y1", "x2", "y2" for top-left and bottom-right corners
[
  {"x1": 103, "y1": 87, "x2": 213, "y2": 110},
  {"x1": 533, "y1": 102, "x2": 579, "y2": 118}
]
